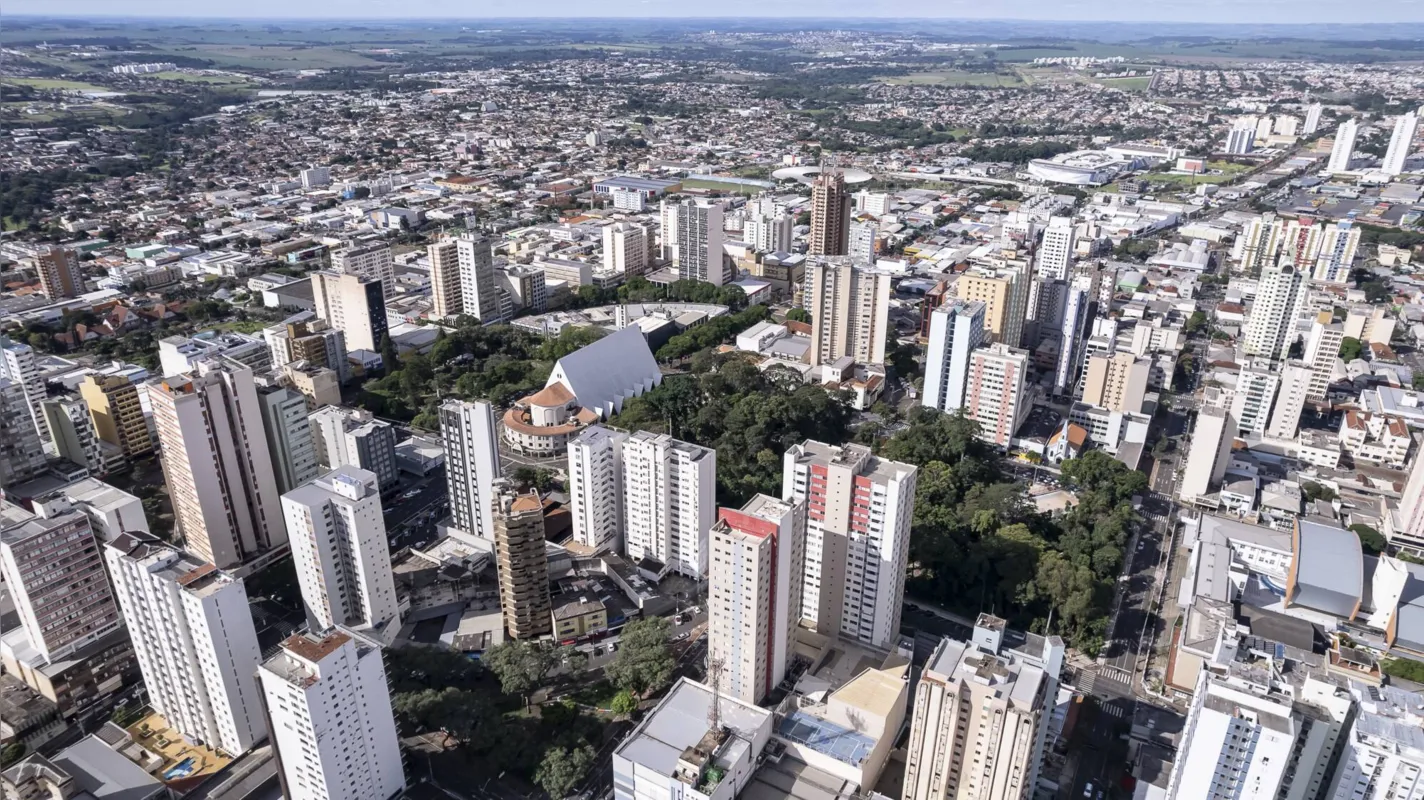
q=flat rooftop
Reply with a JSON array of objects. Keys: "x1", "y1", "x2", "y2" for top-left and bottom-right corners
[
  {"x1": 615, "y1": 677, "x2": 770, "y2": 779},
  {"x1": 126, "y1": 710, "x2": 234, "y2": 781}
]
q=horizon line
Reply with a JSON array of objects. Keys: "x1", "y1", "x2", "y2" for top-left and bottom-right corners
[{"x1": 7, "y1": 13, "x2": 1424, "y2": 25}]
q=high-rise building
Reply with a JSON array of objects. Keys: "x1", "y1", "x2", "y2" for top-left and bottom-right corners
[
  {"x1": 493, "y1": 486, "x2": 552, "y2": 639},
  {"x1": 34, "y1": 245, "x2": 83, "y2": 300},
  {"x1": 330, "y1": 241, "x2": 396, "y2": 302},
  {"x1": 745, "y1": 213, "x2": 795, "y2": 255},
  {"x1": 1242, "y1": 264, "x2": 1308, "y2": 359},
  {"x1": 501, "y1": 264, "x2": 548, "y2": 314},
  {"x1": 954, "y1": 266, "x2": 1029, "y2": 349},
  {"x1": 78, "y1": 374, "x2": 153, "y2": 458},
  {"x1": 808, "y1": 172, "x2": 851, "y2": 256},
  {"x1": 1327, "y1": 681, "x2": 1424, "y2": 800},
  {"x1": 1393, "y1": 450, "x2": 1424, "y2": 564},
  {"x1": 923, "y1": 299, "x2": 987, "y2": 414},
  {"x1": 1304, "y1": 312, "x2": 1346, "y2": 402},
  {"x1": 428, "y1": 238, "x2": 463, "y2": 319},
  {"x1": 1055, "y1": 271, "x2": 1100, "y2": 396},
  {"x1": 806, "y1": 258, "x2": 891, "y2": 366},
  {"x1": 254, "y1": 379, "x2": 319, "y2": 494},
  {"x1": 0, "y1": 379, "x2": 47, "y2": 486},
  {"x1": 309, "y1": 406, "x2": 399, "y2": 494},
  {"x1": 568, "y1": 425, "x2": 628, "y2": 553},
  {"x1": 707, "y1": 495, "x2": 804, "y2": 704},
  {"x1": 311, "y1": 270, "x2": 388, "y2": 353},
  {"x1": 0, "y1": 497, "x2": 122, "y2": 663},
  {"x1": 603, "y1": 221, "x2": 651, "y2": 276},
  {"x1": 849, "y1": 219, "x2": 878, "y2": 265},
  {"x1": 623, "y1": 431, "x2": 716, "y2": 578},
  {"x1": 41, "y1": 395, "x2": 105, "y2": 475},
  {"x1": 903, "y1": 619, "x2": 1059, "y2": 800},
  {"x1": 783, "y1": 441, "x2": 916, "y2": 650},
  {"x1": 440, "y1": 399, "x2": 502, "y2": 541},
  {"x1": 1327, "y1": 118, "x2": 1359, "y2": 174},
  {"x1": 1180, "y1": 405, "x2": 1236, "y2": 505},
  {"x1": 1266, "y1": 361, "x2": 1313, "y2": 440},
  {"x1": 151, "y1": 363, "x2": 286, "y2": 570},
  {"x1": 258, "y1": 628, "x2": 405, "y2": 800},
  {"x1": 1303, "y1": 103, "x2": 1323, "y2": 135},
  {"x1": 965, "y1": 344, "x2": 1031, "y2": 449},
  {"x1": 1383, "y1": 111, "x2": 1418, "y2": 176},
  {"x1": 281, "y1": 466, "x2": 400, "y2": 638},
  {"x1": 1281, "y1": 217, "x2": 1325, "y2": 270},
  {"x1": 1236, "y1": 213, "x2": 1286, "y2": 274},
  {"x1": 1314, "y1": 221, "x2": 1361, "y2": 284},
  {"x1": 264, "y1": 320, "x2": 349, "y2": 383},
  {"x1": 1225, "y1": 124, "x2": 1256, "y2": 155},
  {"x1": 673, "y1": 199, "x2": 725, "y2": 285},
  {"x1": 105, "y1": 531, "x2": 266, "y2": 755},
  {"x1": 1080, "y1": 352, "x2": 1150, "y2": 414},
  {"x1": 1, "y1": 336, "x2": 51, "y2": 451},
  {"x1": 658, "y1": 199, "x2": 680, "y2": 263},
  {"x1": 1037, "y1": 216, "x2": 1075, "y2": 281},
  {"x1": 1229, "y1": 367, "x2": 1282, "y2": 436}
]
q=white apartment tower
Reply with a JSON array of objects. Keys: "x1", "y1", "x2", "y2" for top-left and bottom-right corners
[
  {"x1": 311, "y1": 270, "x2": 388, "y2": 353},
  {"x1": 105, "y1": 532, "x2": 266, "y2": 755},
  {"x1": 568, "y1": 425, "x2": 629, "y2": 553},
  {"x1": 1180, "y1": 404, "x2": 1236, "y2": 505},
  {"x1": 258, "y1": 628, "x2": 405, "y2": 800},
  {"x1": 1303, "y1": 103, "x2": 1323, "y2": 135},
  {"x1": 783, "y1": 441, "x2": 916, "y2": 651},
  {"x1": 745, "y1": 213, "x2": 795, "y2": 255},
  {"x1": 603, "y1": 221, "x2": 651, "y2": 276},
  {"x1": 673, "y1": 199, "x2": 725, "y2": 285},
  {"x1": 849, "y1": 219, "x2": 878, "y2": 265},
  {"x1": 1, "y1": 336, "x2": 52, "y2": 452},
  {"x1": 0, "y1": 379, "x2": 46, "y2": 486},
  {"x1": 440, "y1": 399, "x2": 502, "y2": 541},
  {"x1": 1327, "y1": 118, "x2": 1359, "y2": 174},
  {"x1": 707, "y1": 495, "x2": 805, "y2": 704},
  {"x1": 1243, "y1": 263, "x2": 1308, "y2": 359},
  {"x1": 1229, "y1": 367, "x2": 1282, "y2": 436},
  {"x1": 1314, "y1": 221, "x2": 1361, "y2": 285},
  {"x1": 1236, "y1": 213, "x2": 1285, "y2": 275},
  {"x1": 807, "y1": 258, "x2": 892, "y2": 367},
  {"x1": 965, "y1": 344, "x2": 1031, "y2": 450},
  {"x1": 1305, "y1": 312, "x2": 1345, "y2": 402},
  {"x1": 1383, "y1": 111, "x2": 1418, "y2": 176},
  {"x1": 457, "y1": 233, "x2": 505, "y2": 323},
  {"x1": 1037, "y1": 216, "x2": 1074, "y2": 281},
  {"x1": 428, "y1": 238, "x2": 462, "y2": 319},
  {"x1": 151, "y1": 362, "x2": 286, "y2": 570},
  {"x1": 923, "y1": 299, "x2": 987, "y2": 414},
  {"x1": 331, "y1": 241, "x2": 396, "y2": 302},
  {"x1": 1266, "y1": 362, "x2": 1313, "y2": 440},
  {"x1": 309, "y1": 405, "x2": 399, "y2": 493},
  {"x1": 41, "y1": 395, "x2": 106, "y2": 475},
  {"x1": 623, "y1": 431, "x2": 716, "y2": 578},
  {"x1": 255, "y1": 381, "x2": 320, "y2": 495},
  {"x1": 281, "y1": 466, "x2": 400, "y2": 640}
]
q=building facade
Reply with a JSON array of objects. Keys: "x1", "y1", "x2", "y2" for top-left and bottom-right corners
[
  {"x1": 807, "y1": 258, "x2": 891, "y2": 367},
  {"x1": 622, "y1": 431, "x2": 716, "y2": 579},
  {"x1": 923, "y1": 300, "x2": 987, "y2": 415},
  {"x1": 440, "y1": 399, "x2": 502, "y2": 541},
  {"x1": 493, "y1": 488, "x2": 552, "y2": 639},
  {"x1": 568, "y1": 425, "x2": 628, "y2": 553},
  {"x1": 965, "y1": 344, "x2": 1030, "y2": 449}
]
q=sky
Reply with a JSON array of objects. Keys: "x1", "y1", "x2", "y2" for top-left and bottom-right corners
[{"x1": 8, "y1": 0, "x2": 1423, "y2": 24}]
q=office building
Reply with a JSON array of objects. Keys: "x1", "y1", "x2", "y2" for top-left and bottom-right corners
[
  {"x1": 673, "y1": 199, "x2": 725, "y2": 285},
  {"x1": 493, "y1": 487, "x2": 552, "y2": 639},
  {"x1": 78, "y1": 374, "x2": 153, "y2": 458},
  {"x1": 1, "y1": 336, "x2": 51, "y2": 452},
  {"x1": 568, "y1": 425, "x2": 628, "y2": 553},
  {"x1": 965, "y1": 344, "x2": 1031, "y2": 449},
  {"x1": 1080, "y1": 352, "x2": 1150, "y2": 415},
  {"x1": 105, "y1": 532, "x2": 266, "y2": 755},
  {"x1": 707, "y1": 495, "x2": 804, "y2": 704},
  {"x1": 806, "y1": 258, "x2": 891, "y2": 366},
  {"x1": 258, "y1": 628, "x2": 405, "y2": 800},
  {"x1": 34, "y1": 245, "x2": 83, "y2": 300},
  {"x1": 0, "y1": 380, "x2": 47, "y2": 486},
  {"x1": 41, "y1": 395, "x2": 105, "y2": 475},
  {"x1": 1243, "y1": 263, "x2": 1308, "y2": 359},
  {"x1": 254, "y1": 379, "x2": 319, "y2": 495},
  {"x1": 745, "y1": 213, "x2": 796, "y2": 255},
  {"x1": 428, "y1": 238, "x2": 463, "y2": 319},
  {"x1": 1327, "y1": 118, "x2": 1359, "y2": 174},
  {"x1": 954, "y1": 266, "x2": 1029, "y2": 349},
  {"x1": 501, "y1": 264, "x2": 548, "y2": 314},
  {"x1": 265, "y1": 320, "x2": 349, "y2": 384},
  {"x1": 1314, "y1": 221, "x2": 1361, "y2": 284},
  {"x1": 1303, "y1": 103, "x2": 1323, "y2": 135},
  {"x1": 309, "y1": 406, "x2": 399, "y2": 494},
  {"x1": 440, "y1": 399, "x2": 502, "y2": 541},
  {"x1": 1180, "y1": 405, "x2": 1236, "y2": 505},
  {"x1": 603, "y1": 221, "x2": 651, "y2": 276},
  {"x1": 331, "y1": 241, "x2": 396, "y2": 301},
  {"x1": 0, "y1": 497, "x2": 122, "y2": 664},
  {"x1": 922, "y1": 299, "x2": 987, "y2": 414},
  {"x1": 1266, "y1": 362, "x2": 1313, "y2": 440},
  {"x1": 455, "y1": 233, "x2": 505, "y2": 323},
  {"x1": 281, "y1": 466, "x2": 400, "y2": 638},
  {"x1": 311, "y1": 270, "x2": 388, "y2": 353},
  {"x1": 1383, "y1": 111, "x2": 1418, "y2": 176},
  {"x1": 151, "y1": 363, "x2": 286, "y2": 570},
  {"x1": 903, "y1": 620, "x2": 1058, "y2": 800},
  {"x1": 623, "y1": 430, "x2": 716, "y2": 578},
  {"x1": 849, "y1": 219, "x2": 877, "y2": 265},
  {"x1": 783, "y1": 441, "x2": 917, "y2": 650},
  {"x1": 1305, "y1": 312, "x2": 1345, "y2": 402},
  {"x1": 1037, "y1": 216, "x2": 1075, "y2": 281},
  {"x1": 1229, "y1": 367, "x2": 1281, "y2": 436},
  {"x1": 809, "y1": 172, "x2": 851, "y2": 256}
]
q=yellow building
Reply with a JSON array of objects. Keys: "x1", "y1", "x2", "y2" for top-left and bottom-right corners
[
  {"x1": 552, "y1": 597, "x2": 608, "y2": 641},
  {"x1": 78, "y1": 374, "x2": 153, "y2": 457},
  {"x1": 953, "y1": 266, "x2": 1028, "y2": 349}
]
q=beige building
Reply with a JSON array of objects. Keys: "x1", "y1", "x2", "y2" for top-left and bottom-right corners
[
  {"x1": 1180, "y1": 402, "x2": 1236, "y2": 507},
  {"x1": 78, "y1": 374, "x2": 153, "y2": 457},
  {"x1": 809, "y1": 172, "x2": 851, "y2": 256},
  {"x1": 311, "y1": 270, "x2": 388, "y2": 353},
  {"x1": 494, "y1": 487, "x2": 551, "y2": 639},
  {"x1": 602, "y1": 221, "x2": 651, "y2": 276},
  {"x1": 330, "y1": 240, "x2": 395, "y2": 301},
  {"x1": 964, "y1": 344, "x2": 1030, "y2": 450},
  {"x1": 807, "y1": 258, "x2": 891, "y2": 366},
  {"x1": 281, "y1": 361, "x2": 342, "y2": 409},
  {"x1": 953, "y1": 267, "x2": 1028, "y2": 349},
  {"x1": 428, "y1": 238, "x2": 462, "y2": 319},
  {"x1": 1304, "y1": 312, "x2": 1344, "y2": 403},
  {"x1": 34, "y1": 245, "x2": 83, "y2": 300},
  {"x1": 1080, "y1": 352, "x2": 1150, "y2": 414}
]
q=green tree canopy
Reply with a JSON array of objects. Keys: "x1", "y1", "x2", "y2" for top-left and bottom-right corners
[{"x1": 606, "y1": 617, "x2": 675, "y2": 697}]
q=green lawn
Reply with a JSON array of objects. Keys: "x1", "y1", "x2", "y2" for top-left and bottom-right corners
[
  {"x1": 880, "y1": 70, "x2": 1024, "y2": 88},
  {"x1": 146, "y1": 71, "x2": 254, "y2": 85},
  {"x1": 1, "y1": 76, "x2": 110, "y2": 91},
  {"x1": 148, "y1": 45, "x2": 385, "y2": 70},
  {"x1": 680, "y1": 177, "x2": 768, "y2": 195},
  {"x1": 1097, "y1": 76, "x2": 1153, "y2": 91}
]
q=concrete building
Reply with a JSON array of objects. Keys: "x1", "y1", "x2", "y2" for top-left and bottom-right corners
[
  {"x1": 281, "y1": 466, "x2": 400, "y2": 640},
  {"x1": 0, "y1": 380, "x2": 46, "y2": 486},
  {"x1": 1327, "y1": 118, "x2": 1359, "y2": 174},
  {"x1": 457, "y1": 233, "x2": 505, "y2": 323},
  {"x1": 923, "y1": 299, "x2": 987, "y2": 414},
  {"x1": 965, "y1": 344, "x2": 1031, "y2": 450},
  {"x1": 2, "y1": 336, "x2": 51, "y2": 452},
  {"x1": 623, "y1": 430, "x2": 716, "y2": 579},
  {"x1": 309, "y1": 405, "x2": 399, "y2": 494},
  {"x1": 1230, "y1": 367, "x2": 1282, "y2": 437},
  {"x1": 41, "y1": 395, "x2": 105, "y2": 475},
  {"x1": 79, "y1": 374, "x2": 153, "y2": 458},
  {"x1": 568, "y1": 425, "x2": 628, "y2": 553},
  {"x1": 1037, "y1": 216, "x2": 1074, "y2": 281},
  {"x1": 331, "y1": 241, "x2": 396, "y2": 301},
  {"x1": 809, "y1": 172, "x2": 851, "y2": 256},
  {"x1": 1237, "y1": 213, "x2": 1287, "y2": 275},
  {"x1": 783, "y1": 441, "x2": 916, "y2": 651},
  {"x1": 258, "y1": 628, "x2": 404, "y2": 800},
  {"x1": 264, "y1": 319, "x2": 349, "y2": 383},
  {"x1": 707, "y1": 495, "x2": 804, "y2": 704},
  {"x1": 440, "y1": 399, "x2": 502, "y2": 541},
  {"x1": 806, "y1": 258, "x2": 891, "y2": 367},
  {"x1": 1329, "y1": 681, "x2": 1424, "y2": 800},
  {"x1": 34, "y1": 245, "x2": 83, "y2": 300},
  {"x1": 255, "y1": 379, "x2": 320, "y2": 495},
  {"x1": 1305, "y1": 312, "x2": 1345, "y2": 403},
  {"x1": 1243, "y1": 263, "x2": 1308, "y2": 360},
  {"x1": 1383, "y1": 111, "x2": 1418, "y2": 177},
  {"x1": 105, "y1": 531, "x2": 266, "y2": 755},
  {"x1": 159, "y1": 333, "x2": 271, "y2": 379},
  {"x1": 849, "y1": 219, "x2": 877, "y2": 265},
  {"x1": 151, "y1": 362, "x2": 286, "y2": 570},
  {"x1": 604, "y1": 221, "x2": 652, "y2": 276},
  {"x1": 1314, "y1": 221, "x2": 1361, "y2": 285},
  {"x1": 1226, "y1": 124, "x2": 1256, "y2": 155},
  {"x1": 1304, "y1": 103, "x2": 1323, "y2": 135},
  {"x1": 493, "y1": 487, "x2": 552, "y2": 639},
  {"x1": 746, "y1": 213, "x2": 795, "y2": 255},
  {"x1": 1180, "y1": 404, "x2": 1236, "y2": 506},
  {"x1": 1266, "y1": 362, "x2": 1313, "y2": 440},
  {"x1": 954, "y1": 266, "x2": 1029, "y2": 349},
  {"x1": 428, "y1": 237, "x2": 463, "y2": 319},
  {"x1": 311, "y1": 270, "x2": 388, "y2": 354},
  {"x1": 673, "y1": 199, "x2": 725, "y2": 286},
  {"x1": 1080, "y1": 352, "x2": 1149, "y2": 415}
]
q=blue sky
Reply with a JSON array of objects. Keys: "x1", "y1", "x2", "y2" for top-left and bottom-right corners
[{"x1": 8, "y1": 0, "x2": 1423, "y2": 23}]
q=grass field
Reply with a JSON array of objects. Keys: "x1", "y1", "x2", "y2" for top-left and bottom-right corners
[
  {"x1": 681, "y1": 177, "x2": 769, "y2": 195},
  {"x1": 1146, "y1": 160, "x2": 1252, "y2": 187},
  {"x1": 1096, "y1": 76, "x2": 1153, "y2": 91},
  {"x1": 146, "y1": 71, "x2": 255, "y2": 85},
  {"x1": 0, "y1": 76, "x2": 110, "y2": 91},
  {"x1": 147, "y1": 45, "x2": 386, "y2": 70},
  {"x1": 881, "y1": 70, "x2": 1025, "y2": 88}
]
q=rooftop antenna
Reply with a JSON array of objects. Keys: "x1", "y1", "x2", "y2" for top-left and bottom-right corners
[{"x1": 707, "y1": 653, "x2": 725, "y2": 732}]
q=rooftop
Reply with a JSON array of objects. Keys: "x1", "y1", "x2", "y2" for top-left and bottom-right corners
[{"x1": 615, "y1": 677, "x2": 771, "y2": 781}]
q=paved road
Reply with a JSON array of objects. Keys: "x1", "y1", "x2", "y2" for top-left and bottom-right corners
[
  {"x1": 1101, "y1": 489, "x2": 1173, "y2": 682},
  {"x1": 385, "y1": 469, "x2": 450, "y2": 550}
]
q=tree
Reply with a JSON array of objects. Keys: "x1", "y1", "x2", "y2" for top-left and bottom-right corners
[
  {"x1": 785, "y1": 308, "x2": 811, "y2": 324},
  {"x1": 1184, "y1": 311, "x2": 1209, "y2": 335},
  {"x1": 610, "y1": 689, "x2": 638, "y2": 715},
  {"x1": 0, "y1": 741, "x2": 25, "y2": 768},
  {"x1": 1302, "y1": 481, "x2": 1338, "y2": 503},
  {"x1": 534, "y1": 744, "x2": 595, "y2": 799},
  {"x1": 393, "y1": 687, "x2": 499, "y2": 748},
  {"x1": 1339, "y1": 337, "x2": 1364, "y2": 362},
  {"x1": 1351, "y1": 524, "x2": 1387, "y2": 555},
  {"x1": 606, "y1": 617, "x2": 674, "y2": 697},
  {"x1": 482, "y1": 640, "x2": 562, "y2": 703}
]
